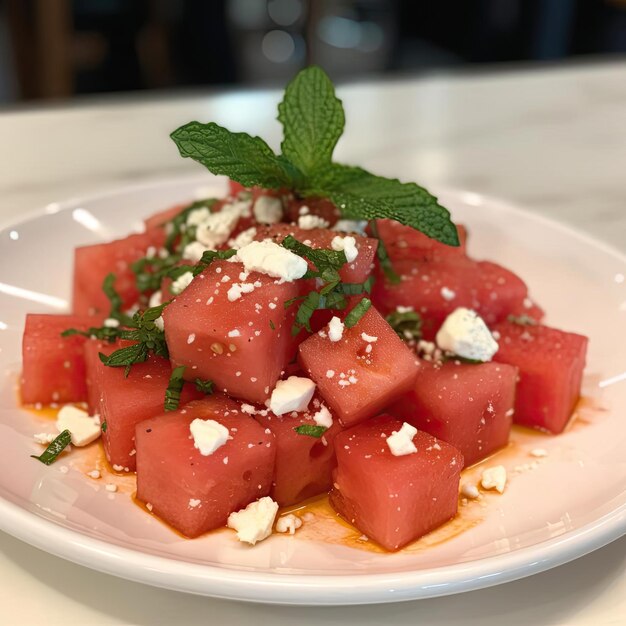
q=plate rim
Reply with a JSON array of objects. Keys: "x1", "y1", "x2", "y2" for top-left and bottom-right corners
[{"x1": 1, "y1": 174, "x2": 625, "y2": 605}]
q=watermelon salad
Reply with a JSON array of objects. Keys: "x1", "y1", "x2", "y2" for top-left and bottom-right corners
[{"x1": 21, "y1": 67, "x2": 588, "y2": 552}]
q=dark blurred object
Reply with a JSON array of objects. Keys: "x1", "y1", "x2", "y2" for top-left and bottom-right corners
[{"x1": 2, "y1": 0, "x2": 626, "y2": 103}]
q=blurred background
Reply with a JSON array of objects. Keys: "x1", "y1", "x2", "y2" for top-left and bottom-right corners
[{"x1": 1, "y1": 0, "x2": 625, "y2": 104}]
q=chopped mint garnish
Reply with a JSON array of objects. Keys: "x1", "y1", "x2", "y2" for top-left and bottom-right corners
[
  {"x1": 386, "y1": 309, "x2": 422, "y2": 341},
  {"x1": 194, "y1": 378, "x2": 214, "y2": 394},
  {"x1": 368, "y1": 220, "x2": 400, "y2": 285},
  {"x1": 507, "y1": 314, "x2": 538, "y2": 326},
  {"x1": 344, "y1": 298, "x2": 372, "y2": 328},
  {"x1": 164, "y1": 366, "x2": 186, "y2": 411},
  {"x1": 31, "y1": 430, "x2": 72, "y2": 465},
  {"x1": 101, "y1": 421, "x2": 108, "y2": 433},
  {"x1": 294, "y1": 424, "x2": 327, "y2": 438},
  {"x1": 171, "y1": 66, "x2": 458, "y2": 247}
]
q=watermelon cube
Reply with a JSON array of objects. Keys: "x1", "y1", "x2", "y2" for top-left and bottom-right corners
[
  {"x1": 254, "y1": 396, "x2": 343, "y2": 506},
  {"x1": 163, "y1": 260, "x2": 302, "y2": 404},
  {"x1": 21, "y1": 314, "x2": 94, "y2": 405},
  {"x1": 330, "y1": 415, "x2": 463, "y2": 551},
  {"x1": 84, "y1": 340, "x2": 203, "y2": 470},
  {"x1": 371, "y1": 218, "x2": 468, "y2": 263},
  {"x1": 492, "y1": 321, "x2": 588, "y2": 433},
  {"x1": 72, "y1": 229, "x2": 165, "y2": 318},
  {"x1": 298, "y1": 307, "x2": 419, "y2": 427},
  {"x1": 390, "y1": 360, "x2": 517, "y2": 466},
  {"x1": 135, "y1": 397, "x2": 275, "y2": 538}
]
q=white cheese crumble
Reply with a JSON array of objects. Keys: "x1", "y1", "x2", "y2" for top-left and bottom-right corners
[
  {"x1": 33, "y1": 432, "x2": 56, "y2": 445},
  {"x1": 171, "y1": 271, "x2": 194, "y2": 295},
  {"x1": 480, "y1": 465, "x2": 507, "y2": 493},
  {"x1": 276, "y1": 513, "x2": 302, "y2": 535},
  {"x1": 269, "y1": 376, "x2": 316, "y2": 415},
  {"x1": 332, "y1": 219, "x2": 368, "y2": 235},
  {"x1": 188, "y1": 498, "x2": 202, "y2": 509},
  {"x1": 298, "y1": 214, "x2": 330, "y2": 229},
  {"x1": 312, "y1": 404, "x2": 333, "y2": 429},
  {"x1": 186, "y1": 207, "x2": 211, "y2": 226},
  {"x1": 440, "y1": 286, "x2": 456, "y2": 301},
  {"x1": 460, "y1": 482, "x2": 480, "y2": 499},
  {"x1": 386, "y1": 422, "x2": 418, "y2": 457},
  {"x1": 228, "y1": 329, "x2": 241, "y2": 338},
  {"x1": 227, "y1": 496, "x2": 279, "y2": 545},
  {"x1": 103, "y1": 318, "x2": 120, "y2": 328},
  {"x1": 226, "y1": 280, "x2": 261, "y2": 302},
  {"x1": 253, "y1": 195, "x2": 283, "y2": 224},
  {"x1": 154, "y1": 316, "x2": 165, "y2": 331},
  {"x1": 235, "y1": 240, "x2": 308, "y2": 282},
  {"x1": 530, "y1": 448, "x2": 548, "y2": 458},
  {"x1": 149, "y1": 290, "x2": 162, "y2": 308},
  {"x1": 105, "y1": 483, "x2": 117, "y2": 493},
  {"x1": 189, "y1": 418, "x2": 231, "y2": 456},
  {"x1": 436, "y1": 307, "x2": 499, "y2": 362},
  {"x1": 331, "y1": 235, "x2": 359, "y2": 263},
  {"x1": 328, "y1": 316, "x2": 344, "y2": 342},
  {"x1": 182, "y1": 241, "x2": 209, "y2": 262},
  {"x1": 195, "y1": 202, "x2": 249, "y2": 249},
  {"x1": 56, "y1": 405, "x2": 101, "y2": 447},
  {"x1": 228, "y1": 226, "x2": 257, "y2": 250},
  {"x1": 361, "y1": 332, "x2": 378, "y2": 343}
]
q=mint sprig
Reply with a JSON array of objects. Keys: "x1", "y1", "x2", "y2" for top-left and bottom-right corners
[{"x1": 170, "y1": 66, "x2": 458, "y2": 247}]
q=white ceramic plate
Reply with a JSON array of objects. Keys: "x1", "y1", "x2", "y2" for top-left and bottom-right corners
[{"x1": 0, "y1": 175, "x2": 625, "y2": 606}]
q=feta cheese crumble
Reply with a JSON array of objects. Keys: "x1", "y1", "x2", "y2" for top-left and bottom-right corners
[
  {"x1": 298, "y1": 214, "x2": 330, "y2": 230},
  {"x1": 182, "y1": 241, "x2": 209, "y2": 263},
  {"x1": 56, "y1": 405, "x2": 101, "y2": 447},
  {"x1": 330, "y1": 235, "x2": 359, "y2": 263},
  {"x1": 386, "y1": 422, "x2": 418, "y2": 456},
  {"x1": 269, "y1": 376, "x2": 316, "y2": 415},
  {"x1": 188, "y1": 498, "x2": 202, "y2": 509},
  {"x1": 332, "y1": 219, "x2": 368, "y2": 235},
  {"x1": 253, "y1": 195, "x2": 283, "y2": 224},
  {"x1": 328, "y1": 316, "x2": 344, "y2": 342},
  {"x1": 436, "y1": 307, "x2": 499, "y2": 362},
  {"x1": 361, "y1": 332, "x2": 378, "y2": 343},
  {"x1": 276, "y1": 513, "x2": 302, "y2": 535},
  {"x1": 235, "y1": 241, "x2": 308, "y2": 282},
  {"x1": 33, "y1": 432, "x2": 56, "y2": 445},
  {"x1": 460, "y1": 482, "x2": 480, "y2": 499},
  {"x1": 480, "y1": 465, "x2": 507, "y2": 493},
  {"x1": 440, "y1": 286, "x2": 456, "y2": 301},
  {"x1": 171, "y1": 271, "x2": 194, "y2": 295},
  {"x1": 228, "y1": 226, "x2": 257, "y2": 250},
  {"x1": 189, "y1": 418, "x2": 231, "y2": 456},
  {"x1": 195, "y1": 202, "x2": 247, "y2": 249},
  {"x1": 103, "y1": 318, "x2": 120, "y2": 328},
  {"x1": 227, "y1": 496, "x2": 279, "y2": 545},
  {"x1": 312, "y1": 404, "x2": 333, "y2": 429}
]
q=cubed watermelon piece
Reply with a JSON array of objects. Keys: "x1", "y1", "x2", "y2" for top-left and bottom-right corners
[
  {"x1": 73, "y1": 229, "x2": 165, "y2": 318},
  {"x1": 492, "y1": 321, "x2": 588, "y2": 433},
  {"x1": 371, "y1": 259, "x2": 476, "y2": 339},
  {"x1": 371, "y1": 219, "x2": 468, "y2": 263},
  {"x1": 298, "y1": 307, "x2": 419, "y2": 427},
  {"x1": 163, "y1": 260, "x2": 302, "y2": 404},
  {"x1": 135, "y1": 396, "x2": 275, "y2": 538},
  {"x1": 21, "y1": 314, "x2": 94, "y2": 405},
  {"x1": 84, "y1": 340, "x2": 203, "y2": 470},
  {"x1": 330, "y1": 415, "x2": 463, "y2": 551},
  {"x1": 254, "y1": 396, "x2": 343, "y2": 506},
  {"x1": 470, "y1": 261, "x2": 530, "y2": 326},
  {"x1": 390, "y1": 360, "x2": 517, "y2": 466},
  {"x1": 255, "y1": 224, "x2": 378, "y2": 284}
]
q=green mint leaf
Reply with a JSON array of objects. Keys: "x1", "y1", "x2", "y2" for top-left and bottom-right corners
[
  {"x1": 278, "y1": 65, "x2": 345, "y2": 176},
  {"x1": 280, "y1": 235, "x2": 347, "y2": 277},
  {"x1": 269, "y1": 319, "x2": 275, "y2": 331},
  {"x1": 338, "y1": 275, "x2": 374, "y2": 296},
  {"x1": 294, "y1": 424, "x2": 327, "y2": 438},
  {"x1": 344, "y1": 297, "x2": 372, "y2": 328},
  {"x1": 307, "y1": 164, "x2": 459, "y2": 247},
  {"x1": 165, "y1": 366, "x2": 186, "y2": 411},
  {"x1": 170, "y1": 121, "x2": 301, "y2": 190},
  {"x1": 507, "y1": 314, "x2": 538, "y2": 326},
  {"x1": 386, "y1": 309, "x2": 422, "y2": 341},
  {"x1": 101, "y1": 421, "x2": 108, "y2": 433},
  {"x1": 102, "y1": 274, "x2": 134, "y2": 325},
  {"x1": 194, "y1": 378, "x2": 214, "y2": 394},
  {"x1": 99, "y1": 343, "x2": 148, "y2": 373},
  {"x1": 31, "y1": 430, "x2": 72, "y2": 465}
]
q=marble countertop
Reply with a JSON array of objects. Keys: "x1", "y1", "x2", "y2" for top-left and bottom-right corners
[{"x1": 1, "y1": 60, "x2": 625, "y2": 625}]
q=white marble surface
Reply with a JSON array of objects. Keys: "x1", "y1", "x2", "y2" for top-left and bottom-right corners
[{"x1": 1, "y1": 60, "x2": 625, "y2": 624}]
